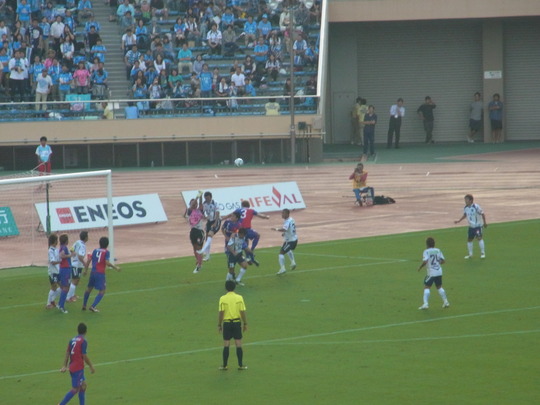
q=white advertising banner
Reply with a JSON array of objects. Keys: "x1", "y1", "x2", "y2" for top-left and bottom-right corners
[
  {"x1": 181, "y1": 182, "x2": 306, "y2": 215},
  {"x1": 35, "y1": 194, "x2": 168, "y2": 231}
]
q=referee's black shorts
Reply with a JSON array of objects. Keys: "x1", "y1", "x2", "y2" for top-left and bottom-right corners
[{"x1": 222, "y1": 320, "x2": 242, "y2": 340}]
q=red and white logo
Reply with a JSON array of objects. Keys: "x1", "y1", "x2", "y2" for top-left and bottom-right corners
[{"x1": 56, "y1": 207, "x2": 75, "y2": 224}]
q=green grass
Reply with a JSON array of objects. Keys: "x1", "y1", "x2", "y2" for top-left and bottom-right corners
[{"x1": 1, "y1": 220, "x2": 539, "y2": 404}]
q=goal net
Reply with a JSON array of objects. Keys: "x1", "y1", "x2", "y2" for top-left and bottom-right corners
[{"x1": 0, "y1": 170, "x2": 114, "y2": 270}]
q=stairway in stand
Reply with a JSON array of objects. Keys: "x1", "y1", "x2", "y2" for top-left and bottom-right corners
[{"x1": 90, "y1": 1, "x2": 132, "y2": 110}]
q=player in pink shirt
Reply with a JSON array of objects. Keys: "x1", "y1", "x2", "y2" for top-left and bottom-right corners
[
  {"x1": 82, "y1": 236, "x2": 120, "y2": 312},
  {"x1": 185, "y1": 193, "x2": 205, "y2": 273},
  {"x1": 58, "y1": 322, "x2": 95, "y2": 405}
]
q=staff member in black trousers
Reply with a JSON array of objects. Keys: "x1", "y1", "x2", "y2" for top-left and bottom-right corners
[{"x1": 387, "y1": 98, "x2": 405, "y2": 148}]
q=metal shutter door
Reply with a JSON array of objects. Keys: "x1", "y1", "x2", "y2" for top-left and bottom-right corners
[
  {"x1": 355, "y1": 20, "x2": 483, "y2": 143},
  {"x1": 503, "y1": 18, "x2": 540, "y2": 141}
]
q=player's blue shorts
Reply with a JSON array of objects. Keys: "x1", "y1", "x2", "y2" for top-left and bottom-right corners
[
  {"x1": 424, "y1": 275, "x2": 443, "y2": 288},
  {"x1": 245, "y1": 228, "x2": 259, "y2": 241},
  {"x1": 70, "y1": 369, "x2": 85, "y2": 388},
  {"x1": 468, "y1": 226, "x2": 483, "y2": 240},
  {"x1": 87, "y1": 272, "x2": 106, "y2": 291},
  {"x1": 59, "y1": 267, "x2": 71, "y2": 287},
  {"x1": 227, "y1": 252, "x2": 246, "y2": 268}
]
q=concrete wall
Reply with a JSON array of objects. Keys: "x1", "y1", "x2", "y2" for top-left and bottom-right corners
[{"x1": 329, "y1": 0, "x2": 540, "y2": 22}]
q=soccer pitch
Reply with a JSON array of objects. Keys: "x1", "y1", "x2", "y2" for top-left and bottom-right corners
[{"x1": 1, "y1": 220, "x2": 539, "y2": 405}]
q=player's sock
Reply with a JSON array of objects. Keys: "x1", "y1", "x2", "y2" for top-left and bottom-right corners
[
  {"x1": 478, "y1": 239, "x2": 485, "y2": 254},
  {"x1": 251, "y1": 234, "x2": 260, "y2": 250},
  {"x1": 222, "y1": 346, "x2": 230, "y2": 367},
  {"x1": 236, "y1": 267, "x2": 246, "y2": 281},
  {"x1": 438, "y1": 287, "x2": 448, "y2": 302},
  {"x1": 66, "y1": 283, "x2": 76, "y2": 300},
  {"x1": 47, "y1": 289, "x2": 56, "y2": 305},
  {"x1": 201, "y1": 236, "x2": 212, "y2": 253},
  {"x1": 423, "y1": 289, "x2": 430, "y2": 305},
  {"x1": 58, "y1": 289, "x2": 68, "y2": 309},
  {"x1": 226, "y1": 272, "x2": 234, "y2": 281},
  {"x1": 195, "y1": 252, "x2": 203, "y2": 266},
  {"x1": 91, "y1": 293, "x2": 104, "y2": 308},
  {"x1": 236, "y1": 347, "x2": 244, "y2": 366},
  {"x1": 59, "y1": 389, "x2": 76, "y2": 405},
  {"x1": 278, "y1": 254, "x2": 285, "y2": 269},
  {"x1": 83, "y1": 291, "x2": 90, "y2": 307},
  {"x1": 247, "y1": 251, "x2": 255, "y2": 261},
  {"x1": 78, "y1": 389, "x2": 86, "y2": 405},
  {"x1": 55, "y1": 287, "x2": 62, "y2": 301},
  {"x1": 287, "y1": 251, "x2": 295, "y2": 264},
  {"x1": 467, "y1": 242, "x2": 473, "y2": 256}
]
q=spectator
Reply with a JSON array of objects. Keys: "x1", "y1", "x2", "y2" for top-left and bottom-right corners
[
  {"x1": 86, "y1": 25, "x2": 100, "y2": 49},
  {"x1": 293, "y1": 33, "x2": 307, "y2": 68},
  {"x1": 173, "y1": 16, "x2": 186, "y2": 47},
  {"x1": 161, "y1": 36, "x2": 174, "y2": 61},
  {"x1": 90, "y1": 38, "x2": 106, "y2": 63},
  {"x1": 230, "y1": 66, "x2": 245, "y2": 95},
  {"x1": 132, "y1": 77, "x2": 148, "y2": 101},
  {"x1": 124, "y1": 44, "x2": 141, "y2": 80},
  {"x1": 145, "y1": 64, "x2": 158, "y2": 85},
  {"x1": 221, "y1": 7, "x2": 235, "y2": 31},
  {"x1": 168, "y1": 68, "x2": 182, "y2": 95},
  {"x1": 58, "y1": 64, "x2": 72, "y2": 101},
  {"x1": 192, "y1": 53, "x2": 204, "y2": 75},
  {"x1": 488, "y1": 93, "x2": 503, "y2": 143},
  {"x1": 151, "y1": 0, "x2": 169, "y2": 20},
  {"x1": 72, "y1": 61, "x2": 91, "y2": 94},
  {"x1": 242, "y1": 55, "x2": 256, "y2": 78},
  {"x1": 42, "y1": 2, "x2": 57, "y2": 24},
  {"x1": 158, "y1": 68, "x2": 168, "y2": 92},
  {"x1": 177, "y1": 43, "x2": 193, "y2": 73},
  {"x1": 48, "y1": 58, "x2": 61, "y2": 102},
  {"x1": 50, "y1": 15, "x2": 64, "y2": 53},
  {"x1": 39, "y1": 17, "x2": 51, "y2": 54},
  {"x1": 185, "y1": 15, "x2": 201, "y2": 45},
  {"x1": 153, "y1": 53, "x2": 166, "y2": 75},
  {"x1": 257, "y1": 14, "x2": 272, "y2": 40},
  {"x1": 60, "y1": 37, "x2": 74, "y2": 70},
  {"x1": 199, "y1": 63, "x2": 213, "y2": 97},
  {"x1": 243, "y1": 15, "x2": 257, "y2": 47},
  {"x1": 102, "y1": 101, "x2": 113, "y2": 119},
  {"x1": 121, "y1": 28, "x2": 137, "y2": 54},
  {"x1": 244, "y1": 77, "x2": 256, "y2": 97},
  {"x1": 117, "y1": 0, "x2": 135, "y2": 21},
  {"x1": 35, "y1": 68, "x2": 52, "y2": 110},
  {"x1": 78, "y1": 0, "x2": 94, "y2": 20},
  {"x1": 148, "y1": 77, "x2": 162, "y2": 108},
  {"x1": 125, "y1": 102, "x2": 139, "y2": 119},
  {"x1": 223, "y1": 24, "x2": 240, "y2": 57},
  {"x1": 269, "y1": 30, "x2": 283, "y2": 61},
  {"x1": 91, "y1": 65, "x2": 108, "y2": 99},
  {"x1": 253, "y1": 36, "x2": 269, "y2": 67},
  {"x1": 16, "y1": 0, "x2": 32, "y2": 29},
  {"x1": 84, "y1": 15, "x2": 101, "y2": 36},
  {"x1": 265, "y1": 98, "x2": 280, "y2": 115},
  {"x1": 265, "y1": 53, "x2": 280, "y2": 82},
  {"x1": 140, "y1": 0, "x2": 152, "y2": 23},
  {"x1": 120, "y1": 11, "x2": 135, "y2": 32},
  {"x1": 206, "y1": 23, "x2": 222, "y2": 55},
  {"x1": 215, "y1": 76, "x2": 229, "y2": 106}
]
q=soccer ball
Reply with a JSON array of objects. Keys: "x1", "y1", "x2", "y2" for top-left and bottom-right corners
[{"x1": 234, "y1": 158, "x2": 244, "y2": 167}]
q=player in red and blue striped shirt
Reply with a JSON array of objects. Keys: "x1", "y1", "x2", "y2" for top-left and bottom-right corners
[
  {"x1": 58, "y1": 322, "x2": 95, "y2": 405},
  {"x1": 82, "y1": 237, "x2": 120, "y2": 313}
]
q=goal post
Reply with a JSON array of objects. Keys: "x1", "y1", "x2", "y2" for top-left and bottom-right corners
[{"x1": 0, "y1": 170, "x2": 114, "y2": 269}]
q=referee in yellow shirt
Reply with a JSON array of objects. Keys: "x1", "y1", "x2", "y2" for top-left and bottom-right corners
[{"x1": 218, "y1": 280, "x2": 248, "y2": 370}]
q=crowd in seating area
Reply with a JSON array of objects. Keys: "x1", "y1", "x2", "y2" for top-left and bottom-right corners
[
  {"x1": 121, "y1": 0, "x2": 321, "y2": 112},
  {"x1": 0, "y1": 0, "x2": 111, "y2": 106},
  {"x1": 0, "y1": 0, "x2": 321, "y2": 119}
]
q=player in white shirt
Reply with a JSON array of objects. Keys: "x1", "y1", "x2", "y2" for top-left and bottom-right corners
[
  {"x1": 67, "y1": 231, "x2": 90, "y2": 302},
  {"x1": 226, "y1": 228, "x2": 252, "y2": 286},
  {"x1": 417, "y1": 237, "x2": 449, "y2": 310},
  {"x1": 454, "y1": 194, "x2": 487, "y2": 259},
  {"x1": 273, "y1": 209, "x2": 298, "y2": 275},
  {"x1": 197, "y1": 191, "x2": 221, "y2": 261},
  {"x1": 46, "y1": 234, "x2": 61, "y2": 309}
]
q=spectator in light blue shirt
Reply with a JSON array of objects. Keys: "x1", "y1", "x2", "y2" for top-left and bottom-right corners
[
  {"x1": 243, "y1": 15, "x2": 257, "y2": 47},
  {"x1": 257, "y1": 14, "x2": 272, "y2": 40}
]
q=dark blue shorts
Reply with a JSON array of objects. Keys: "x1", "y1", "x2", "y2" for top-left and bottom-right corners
[
  {"x1": 59, "y1": 267, "x2": 71, "y2": 287},
  {"x1": 227, "y1": 252, "x2": 246, "y2": 268},
  {"x1": 469, "y1": 119, "x2": 482, "y2": 131},
  {"x1": 245, "y1": 228, "x2": 259, "y2": 241},
  {"x1": 87, "y1": 272, "x2": 106, "y2": 291},
  {"x1": 70, "y1": 369, "x2": 85, "y2": 389},
  {"x1": 424, "y1": 275, "x2": 442, "y2": 288},
  {"x1": 468, "y1": 226, "x2": 483, "y2": 240}
]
